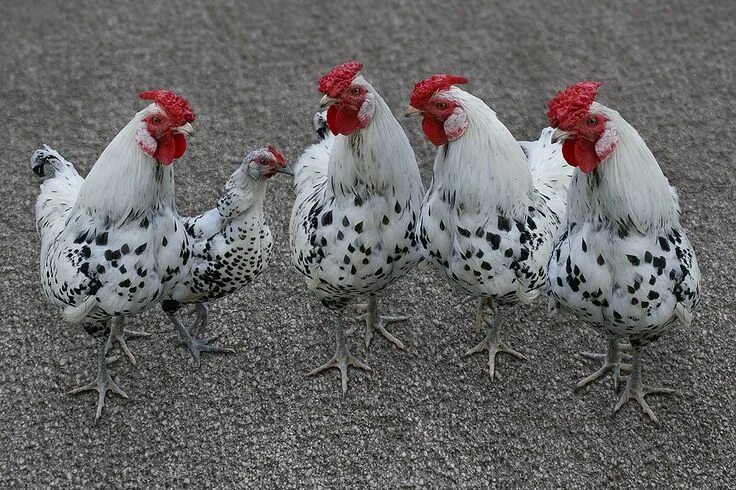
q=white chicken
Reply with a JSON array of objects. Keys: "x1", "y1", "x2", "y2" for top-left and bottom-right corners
[
  {"x1": 545, "y1": 81, "x2": 701, "y2": 422},
  {"x1": 290, "y1": 61, "x2": 424, "y2": 394},
  {"x1": 32, "y1": 90, "x2": 196, "y2": 420},
  {"x1": 406, "y1": 75, "x2": 573, "y2": 379}
]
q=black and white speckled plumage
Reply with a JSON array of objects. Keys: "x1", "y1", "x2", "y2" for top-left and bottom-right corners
[
  {"x1": 418, "y1": 88, "x2": 573, "y2": 308},
  {"x1": 290, "y1": 83, "x2": 424, "y2": 311},
  {"x1": 168, "y1": 153, "x2": 276, "y2": 308},
  {"x1": 33, "y1": 108, "x2": 193, "y2": 338},
  {"x1": 547, "y1": 104, "x2": 701, "y2": 348}
]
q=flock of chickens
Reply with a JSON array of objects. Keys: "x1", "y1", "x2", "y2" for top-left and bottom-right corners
[{"x1": 32, "y1": 62, "x2": 701, "y2": 424}]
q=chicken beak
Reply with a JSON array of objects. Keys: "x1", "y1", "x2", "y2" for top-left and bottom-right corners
[
  {"x1": 276, "y1": 164, "x2": 294, "y2": 176},
  {"x1": 319, "y1": 95, "x2": 339, "y2": 109},
  {"x1": 551, "y1": 128, "x2": 572, "y2": 144},
  {"x1": 404, "y1": 106, "x2": 423, "y2": 118},
  {"x1": 174, "y1": 122, "x2": 194, "y2": 136}
]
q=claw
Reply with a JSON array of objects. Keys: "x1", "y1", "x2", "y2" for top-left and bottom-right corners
[
  {"x1": 464, "y1": 307, "x2": 524, "y2": 380},
  {"x1": 464, "y1": 336, "x2": 527, "y2": 380},
  {"x1": 179, "y1": 335, "x2": 235, "y2": 368},
  {"x1": 613, "y1": 383, "x2": 675, "y2": 424},
  {"x1": 69, "y1": 341, "x2": 128, "y2": 422},
  {"x1": 104, "y1": 318, "x2": 152, "y2": 366},
  {"x1": 356, "y1": 298, "x2": 408, "y2": 351},
  {"x1": 576, "y1": 339, "x2": 629, "y2": 392},
  {"x1": 309, "y1": 312, "x2": 371, "y2": 395},
  {"x1": 307, "y1": 352, "x2": 371, "y2": 396},
  {"x1": 169, "y1": 313, "x2": 234, "y2": 367}
]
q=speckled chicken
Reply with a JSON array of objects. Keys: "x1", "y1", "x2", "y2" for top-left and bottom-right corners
[
  {"x1": 162, "y1": 146, "x2": 290, "y2": 365},
  {"x1": 31, "y1": 90, "x2": 196, "y2": 420},
  {"x1": 406, "y1": 75, "x2": 573, "y2": 379},
  {"x1": 545, "y1": 81, "x2": 701, "y2": 422},
  {"x1": 290, "y1": 61, "x2": 424, "y2": 393}
]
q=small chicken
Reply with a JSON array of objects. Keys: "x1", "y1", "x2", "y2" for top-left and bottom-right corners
[
  {"x1": 32, "y1": 90, "x2": 196, "y2": 420},
  {"x1": 162, "y1": 145, "x2": 291, "y2": 365},
  {"x1": 546, "y1": 81, "x2": 701, "y2": 422},
  {"x1": 406, "y1": 75, "x2": 573, "y2": 379},
  {"x1": 290, "y1": 61, "x2": 424, "y2": 393}
]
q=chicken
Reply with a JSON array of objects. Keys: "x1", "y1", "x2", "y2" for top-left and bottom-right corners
[
  {"x1": 290, "y1": 61, "x2": 424, "y2": 393},
  {"x1": 162, "y1": 145, "x2": 291, "y2": 365},
  {"x1": 406, "y1": 75, "x2": 573, "y2": 379},
  {"x1": 31, "y1": 90, "x2": 196, "y2": 420},
  {"x1": 545, "y1": 81, "x2": 701, "y2": 422},
  {"x1": 43, "y1": 146, "x2": 291, "y2": 367}
]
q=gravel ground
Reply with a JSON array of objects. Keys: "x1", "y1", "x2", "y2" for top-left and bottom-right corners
[{"x1": 1, "y1": 0, "x2": 734, "y2": 487}]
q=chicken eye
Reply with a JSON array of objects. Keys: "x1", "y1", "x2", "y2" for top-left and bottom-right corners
[
  {"x1": 587, "y1": 117, "x2": 597, "y2": 126},
  {"x1": 351, "y1": 87, "x2": 361, "y2": 95},
  {"x1": 152, "y1": 116, "x2": 162, "y2": 125},
  {"x1": 436, "y1": 101, "x2": 447, "y2": 109}
]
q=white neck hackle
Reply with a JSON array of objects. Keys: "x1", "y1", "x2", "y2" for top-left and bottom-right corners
[
  {"x1": 432, "y1": 87, "x2": 533, "y2": 220},
  {"x1": 566, "y1": 102, "x2": 680, "y2": 233},
  {"x1": 327, "y1": 76, "x2": 421, "y2": 201},
  {"x1": 75, "y1": 104, "x2": 176, "y2": 223}
]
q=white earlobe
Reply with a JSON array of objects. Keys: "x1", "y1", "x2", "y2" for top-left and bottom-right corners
[
  {"x1": 136, "y1": 127, "x2": 157, "y2": 157},
  {"x1": 358, "y1": 93, "x2": 376, "y2": 127},
  {"x1": 595, "y1": 123, "x2": 619, "y2": 161},
  {"x1": 444, "y1": 108, "x2": 468, "y2": 141}
]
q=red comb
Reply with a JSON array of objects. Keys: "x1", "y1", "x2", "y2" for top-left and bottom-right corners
[
  {"x1": 267, "y1": 145, "x2": 286, "y2": 166},
  {"x1": 318, "y1": 61, "x2": 363, "y2": 97},
  {"x1": 139, "y1": 90, "x2": 196, "y2": 126},
  {"x1": 410, "y1": 74, "x2": 468, "y2": 108},
  {"x1": 546, "y1": 81, "x2": 602, "y2": 129}
]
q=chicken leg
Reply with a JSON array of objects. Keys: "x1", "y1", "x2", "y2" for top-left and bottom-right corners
[
  {"x1": 464, "y1": 302, "x2": 527, "y2": 380},
  {"x1": 307, "y1": 311, "x2": 371, "y2": 395},
  {"x1": 191, "y1": 303, "x2": 209, "y2": 337},
  {"x1": 68, "y1": 338, "x2": 128, "y2": 422},
  {"x1": 167, "y1": 312, "x2": 235, "y2": 367},
  {"x1": 576, "y1": 337, "x2": 632, "y2": 392},
  {"x1": 613, "y1": 345, "x2": 675, "y2": 423},
  {"x1": 104, "y1": 317, "x2": 152, "y2": 366},
  {"x1": 353, "y1": 297, "x2": 408, "y2": 350}
]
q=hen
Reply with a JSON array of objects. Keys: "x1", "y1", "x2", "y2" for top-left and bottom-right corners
[
  {"x1": 162, "y1": 145, "x2": 290, "y2": 365},
  {"x1": 32, "y1": 90, "x2": 196, "y2": 420},
  {"x1": 546, "y1": 81, "x2": 701, "y2": 422},
  {"x1": 290, "y1": 61, "x2": 424, "y2": 393},
  {"x1": 406, "y1": 75, "x2": 573, "y2": 379}
]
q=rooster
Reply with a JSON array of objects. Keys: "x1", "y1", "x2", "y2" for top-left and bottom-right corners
[
  {"x1": 290, "y1": 61, "x2": 424, "y2": 394},
  {"x1": 546, "y1": 81, "x2": 701, "y2": 422},
  {"x1": 406, "y1": 75, "x2": 573, "y2": 380},
  {"x1": 32, "y1": 90, "x2": 195, "y2": 420}
]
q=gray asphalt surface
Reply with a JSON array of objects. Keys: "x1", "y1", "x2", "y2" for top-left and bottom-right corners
[{"x1": 1, "y1": 0, "x2": 735, "y2": 487}]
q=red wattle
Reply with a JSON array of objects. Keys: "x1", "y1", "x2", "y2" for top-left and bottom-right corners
[
  {"x1": 154, "y1": 134, "x2": 175, "y2": 165},
  {"x1": 326, "y1": 106, "x2": 361, "y2": 135},
  {"x1": 173, "y1": 133, "x2": 187, "y2": 159},
  {"x1": 562, "y1": 139, "x2": 600, "y2": 173},
  {"x1": 422, "y1": 115, "x2": 448, "y2": 146}
]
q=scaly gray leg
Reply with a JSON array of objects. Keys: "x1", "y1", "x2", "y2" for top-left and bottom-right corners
[
  {"x1": 193, "y1": 303, "x2": 209, "y2": 337},
  {"x1": 68, "y1": 339, "x2": 128, "y2": 422},
  {"x1": 307, "y1": 311, "x2": 371, "y2": 395},
  {"x1": 104, "y1": 317, "x2": 152, "y2": 366},
  {"x1": 353, "y1": 297, "x2": 408, "y2": 350},
  {"x1": 576, "y1": 337, "x2": 632, "y2": 392},
  {"x1": 168, "y1": 312, "x2": 234, "y2": 367},
  {"x1": 613, "y1": 346, "x2": 675, "y2": 423},
  {"x1": 464, "y1": 307, "x2": 527, "y2": 380}
]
